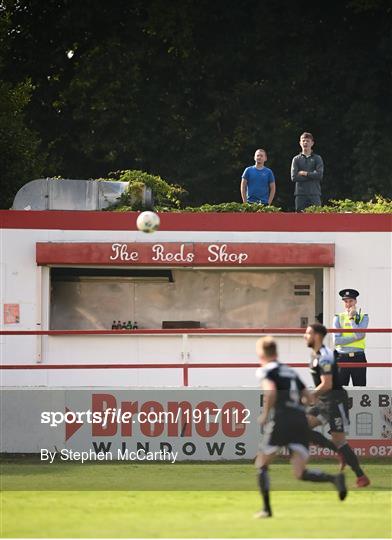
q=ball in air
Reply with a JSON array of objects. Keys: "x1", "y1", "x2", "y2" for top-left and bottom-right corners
[{"x1": 136, "y1": 211, "x2": 160, "y2": 233}]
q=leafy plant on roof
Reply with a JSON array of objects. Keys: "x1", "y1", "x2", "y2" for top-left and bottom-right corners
[
  {"x1": 303, "y1": 195, "x2": 392, "y2": 213},
  {"x1": 106, "y1": 169, "x2": 187, "y2": 210}
]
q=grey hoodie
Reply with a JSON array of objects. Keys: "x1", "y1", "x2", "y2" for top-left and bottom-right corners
[{"x1": 291, "y1": 153, "x2": 324, "y2": 196}]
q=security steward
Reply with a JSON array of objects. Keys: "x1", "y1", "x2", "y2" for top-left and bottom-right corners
[{"x1": 333, "y1": 289, "x2": 368, "y2": 386}]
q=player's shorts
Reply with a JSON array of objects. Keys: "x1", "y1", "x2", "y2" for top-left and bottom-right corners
[
  {"x1": 259, "y1": 409, "x2": 309, "y2": 459},
  {"x1": 308, "y1": 392, "x2": 350, "y2": 433}
]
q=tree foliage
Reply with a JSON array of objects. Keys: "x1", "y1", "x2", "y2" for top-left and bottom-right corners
[
  {"x1": 0, "y1": 11, "x2": 44, "y2": 208},
  {"x1": 1, "y1": 0, "x2": 391, "y2": 209}
]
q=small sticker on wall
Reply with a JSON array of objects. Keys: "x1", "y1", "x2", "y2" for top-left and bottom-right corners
[{"x1": 4, "y1": 304, "x2": 20, "y2": 324}]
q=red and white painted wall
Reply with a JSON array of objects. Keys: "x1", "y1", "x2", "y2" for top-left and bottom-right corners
[{"x1": 1, "y1": 211, "x2": 391, "y2": 388}]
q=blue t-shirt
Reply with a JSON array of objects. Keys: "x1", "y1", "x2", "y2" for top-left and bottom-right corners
[{"x1": 242, "y1": 166, "x2": 275, "y2": 203}]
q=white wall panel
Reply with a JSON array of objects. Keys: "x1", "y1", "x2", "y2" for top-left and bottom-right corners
[{"x1": 1, "y1": 227, "x2": 390, "y2": 389}]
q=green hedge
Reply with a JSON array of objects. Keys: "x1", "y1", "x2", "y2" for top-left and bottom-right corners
[
  {"x1": 112, "y1": 201, "x2": 281, "y2": 213},
  {"x1": 303, "y1": 196, "x2": 392, "y2": 213},
  {"x1": 181, "y1": 202, "x2": 281, "y2": 213},
  {"x1": 112, "y1": 197, "x2": 392, "y2": 213},
  {"x1": 179, "y1": 196, "x2": 391, "y2": 213}
]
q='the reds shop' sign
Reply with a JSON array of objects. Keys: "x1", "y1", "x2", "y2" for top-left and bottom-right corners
[{"x1": 36, "y1": 242, "x2": 334, "y2": 267}]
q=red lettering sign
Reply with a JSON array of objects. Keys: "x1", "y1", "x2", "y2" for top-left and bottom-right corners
[{"x1": 36, "y1": 242, "x2": 334, "y2": 267}]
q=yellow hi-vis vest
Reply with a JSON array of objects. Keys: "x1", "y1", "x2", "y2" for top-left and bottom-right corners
[{"x1": 337, "y1": 312, "x2": 366, "y2": 350}]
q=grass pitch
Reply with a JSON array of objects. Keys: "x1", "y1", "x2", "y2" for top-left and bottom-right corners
[{"x1": 1, "y1": 460, "x2": 391, "y2": 538}]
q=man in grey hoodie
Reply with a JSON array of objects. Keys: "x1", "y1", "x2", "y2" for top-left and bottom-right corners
[{"x1": 291, "y1": 132, "x2": 324, "y2": 212}]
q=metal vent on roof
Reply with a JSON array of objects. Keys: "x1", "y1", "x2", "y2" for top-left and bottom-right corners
[{"x1": 12, "y1": 178, "x2": 130, "y2": 210}]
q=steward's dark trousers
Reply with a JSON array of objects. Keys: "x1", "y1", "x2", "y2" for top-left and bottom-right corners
[{"x1": 337, "y1": 351, "x2": 367, "y2": 386}]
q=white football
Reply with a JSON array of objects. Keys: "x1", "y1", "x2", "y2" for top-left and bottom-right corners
[{"x1": 136, "y1": 211, "x2": 160, "y2": 233}]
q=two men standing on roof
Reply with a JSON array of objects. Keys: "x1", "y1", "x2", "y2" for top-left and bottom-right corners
[
  {"x1": 241, "y1": 132, "x2": 324, "y2": 211},
  {"x1": 333, "y1": 289, "x2": 369, "y2": 387}
]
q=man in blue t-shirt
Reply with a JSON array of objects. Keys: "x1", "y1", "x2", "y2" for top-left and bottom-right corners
[{"x1": 241, "y1": 149, "x2": 276, "y2": 205}]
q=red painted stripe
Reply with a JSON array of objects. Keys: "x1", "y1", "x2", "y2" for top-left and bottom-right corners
[
  {"x1": 0, "y1": 363, "x2": 185, "y2": 370},
  {"x1": 1, "y1": 210, "x2": 391, "y2": 232},
  {"x1": 1, "y1": 328, "x2": 390, "y2": 335},
  {"x1": 188, "y1": 362, "x2": 390, "y2": 368},
  {"x1": 36, "y1": 241, "x2": 335, "y2": 267},
  {"x1": 0, "y1": 362, "x2": 389, "y2": 370},
  {"x1": 183, "y1": 365, "x2": 189, "y2": 387}
]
